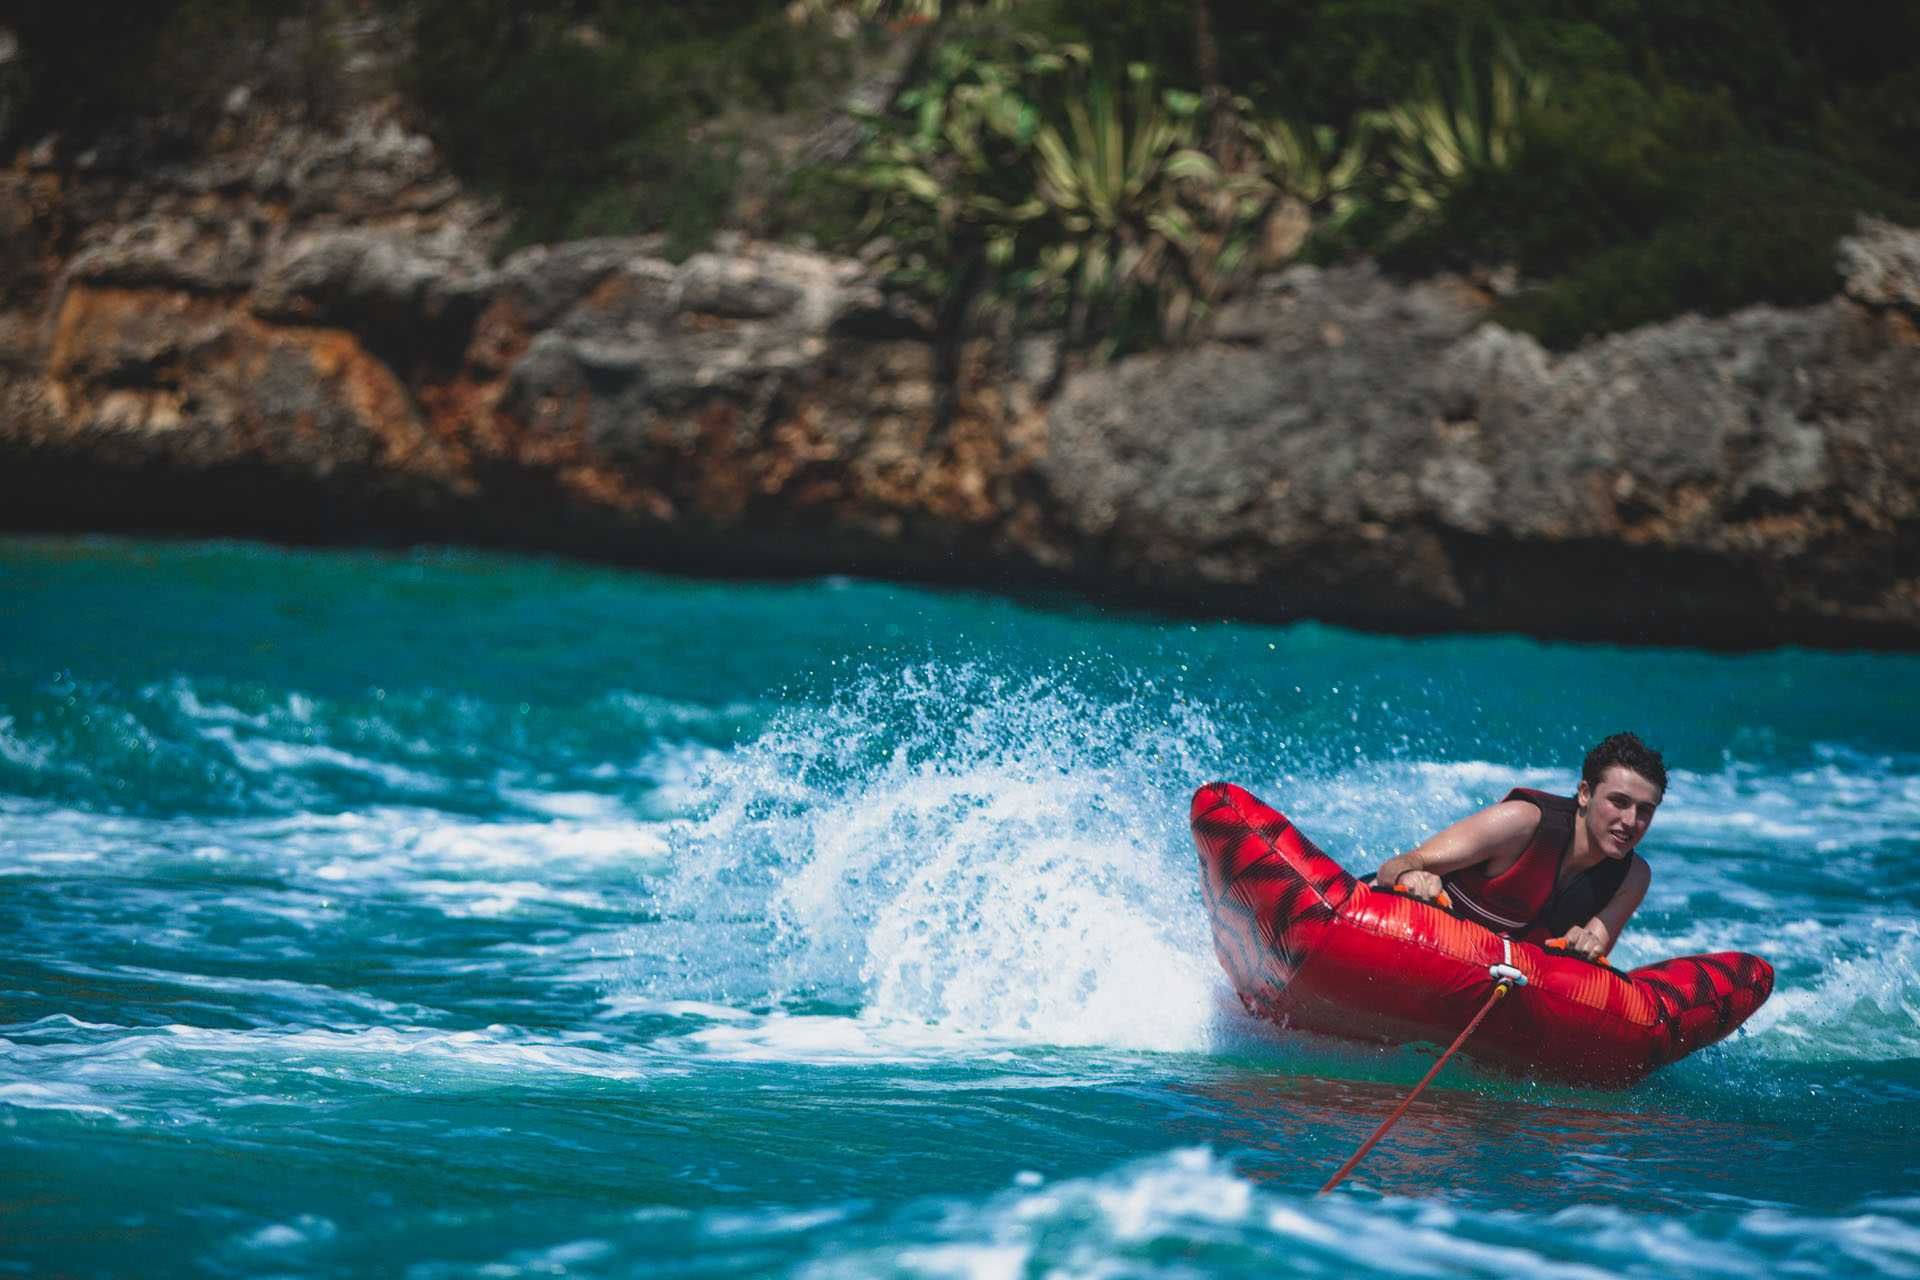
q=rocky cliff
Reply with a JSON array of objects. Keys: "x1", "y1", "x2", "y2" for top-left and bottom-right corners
[{"x1": 4, "y1": 96, "x2": 1917, "y2": 648}]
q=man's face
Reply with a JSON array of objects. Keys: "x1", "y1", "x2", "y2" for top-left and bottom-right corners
[{"x1": 1576, "y1": 765, "x2": 1662, "y2": 860}]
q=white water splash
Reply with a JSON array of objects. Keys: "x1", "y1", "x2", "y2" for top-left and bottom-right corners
[
  {"x1": 642, "y1": 663, "x2": 1228, "y2": 1053},
  {"x1": 632, "y1": 662, "x2": 1920, "y2": 1067},
  {"x1": 1740, "y1": 921, "x2": 1920, "y2": 1060}
]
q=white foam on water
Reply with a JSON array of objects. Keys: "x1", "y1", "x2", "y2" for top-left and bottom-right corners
[
  {"x1": 16, "y1": 807, "x2": 268, "y2": 880},
  {"x1": 0, "y1": 1030, "x2": 250, "y2": 1123},
  {"x1": 199, "y1": 724, "x2": 446, "y2": 793},
  {"x1": 779, "y1": 764, "x2": 1219, "y2": 1052},
  {"x1": 166, "y1": 681, "x2": 273, "y2": 729},
  {"x1": 9, "y1": 1013, "x2": 123, "y2": 1034},
  {"x1": 701, "y1": 1204, "x2": 858, "y2": 1240},
  {"x1": 1740, "y1": 1209, "x2": 1920, "y2": 1278},
  {"x1": 600, "y1": 690, "x2": 764, "y2": 734},
  {"x1": 237, "y1": 1215, "x2": 339, "y2": 1252},
  {"x1": 1079, "y1": 1145, "x2": 1255, "y2": 1240},
  {"x1": 0, "y1": 842, "x2": 110, "y2": 876},
  {"x1": 22, "y1": 849, "x2": 100, "y2": 864},
  {"x1": 0, "y1": 714, "x2": 53, "y2": 768},
  {"x1": 0, "y1": 1080, "x2": 129, "y2": 1120},
  {"x1": 77, "y1": 963, "x2": 438, "y2": 1025},
  {"x1": 1546, "y1": 1201, "x2": 1920, "y2": 1279},
  {"x1": 642, "y1": 663, "x2": 1226, "y2": 1054},
  {"x1": 657, "y1": 1012, "x2": 1016, "y2": 1066},
  {"x1": 405, "y1": 815, "x2": 669, "y2": 869},
  {"x1": 1659, "y1": 762, "x2": 1918, "y2": 856},
  {"x1": 0, "y1": 798, "x2": 671, "y2": 907},
  {"x1": 624, "y1": 741, "x2": 734, "y2": 816},
  {"x1": 406, "y1": 878, "x2": 615, "y2": 918},
  {"x1": 496, "y1": 1238, "x2": 617, "y2": 1270},
  {"x1": 885, "y1": 1245, "x2": 1030, "y2": 1280},
  {"x1": 597, "y1": 995, "x2": 756, "y2": 1022},
  {"x1": 493, "y1": 788, "x2": 628, "y2": 821},
  {"x1": 165, "y1": 1021, "x2": 659, "y2": 1083},
  {"x1": 1866, "y1": 1199, "x2": 1920, "y2": 1215},
  {"x1": 408, "y1": 1236, "x2": 618, "y2": 1278},
  {"x1": 798, "y1": 1147, "x2": 1920, "y2": 1280},
  {"x1": 287, "y1": 808, "x2": 668, "y2": 917},
  {"x1": 794, "y1": 1148, "x2": 1328, "y2": 1279},
  {"x1": 151, "y1": 678, "x2": 448, "y2": 791},
  {"x1": 0, "y1": 1020, "x2": 671, "y2": 1127},
  {"x1": 1739, "y1": 922, "x2": 1920, "y2": 1060}
]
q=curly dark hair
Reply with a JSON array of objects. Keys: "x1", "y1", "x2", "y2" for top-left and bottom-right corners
[{"x1": 1583, "y1": 732, "x2": 1667, "y2": 795}]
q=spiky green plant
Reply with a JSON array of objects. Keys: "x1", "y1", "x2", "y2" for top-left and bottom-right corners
[
  {"x1": 1026, "y1": 60, "x2": 1225, "y2": 345},
  {"x1": 1238, "y1": 112, "x2": 1372, "y2": 234},
  {"x1": 851, "y1": 32, "x2": 1286, "y2": 357},
  {"x1": 846, "y1": 24, "x2": 1579, "y2": 358},
  {"x1": 1364, "y1": 39, "x2": 1549, "y2": 242}
]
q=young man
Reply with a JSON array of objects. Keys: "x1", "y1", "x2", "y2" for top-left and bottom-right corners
[{"x1": 1370, "y1": 733, "x2": 1664, "y2": 960}]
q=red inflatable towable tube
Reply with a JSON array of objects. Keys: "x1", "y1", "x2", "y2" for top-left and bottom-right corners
[{"x1": 1192, "y1": 782, "x2": 1774, "y2": 1086}]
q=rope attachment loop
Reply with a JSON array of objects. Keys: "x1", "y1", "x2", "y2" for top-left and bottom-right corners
[{"x1": 1489, "y1": 936, "x2": 1527, "y2": 987}]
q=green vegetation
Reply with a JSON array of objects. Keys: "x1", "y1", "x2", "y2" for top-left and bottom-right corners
[
  {"x1": 849, "y1": 20, "x2": 1439, "y2": 358},
  {"x1": 4, "y1": 0, "x2": 1916, "y2": 347},
  {"x1": 1010, "y1": 1, "x2": 1920, "y2": 347},
  {"x1": 823, "y1": 0, "x2": 1919, "y2": 350},
  {"x1": 849, "y1": 28, "x2": 1265, "y2": 356},
  {"x1": 1363, "y1": 40, "x2": 1550, "y2": 251},
  {"x1": 395, "y1": 1, "x2": 867, "y2": 253}
]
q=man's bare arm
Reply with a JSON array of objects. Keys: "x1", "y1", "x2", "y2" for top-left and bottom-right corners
[
  {"x1": 1554, "y1": 856, "x2": 1652, "y2": 960},
  {"x1": 1373, "y1": 800, "x2": 1538, "y2": 901}
]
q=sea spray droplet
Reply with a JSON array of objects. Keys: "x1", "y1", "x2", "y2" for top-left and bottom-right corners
[{"x1": 635, "y1": 661, "x2": 1224, "y2": 1050}]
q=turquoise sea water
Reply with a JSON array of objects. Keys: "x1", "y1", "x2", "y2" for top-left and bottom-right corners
[{"x1": 3, "y1": 536, "x2": 1917, "y2": 1278}]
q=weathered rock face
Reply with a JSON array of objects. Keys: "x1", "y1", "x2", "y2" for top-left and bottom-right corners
[
  {"x1": 1045, "y1": 248, "x2": 1920, "y2": 643},
  {"x1": 0, "y1": 97, "x2": 1054, "y2": 581},
  {"x1": 3, "y1": 99, "x2": 1917, "y2": 648}
]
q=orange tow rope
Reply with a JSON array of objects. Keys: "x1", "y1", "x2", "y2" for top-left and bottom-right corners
[{"x1": 1317, "y1": 979, "x2": 1513, "y2": 1196}]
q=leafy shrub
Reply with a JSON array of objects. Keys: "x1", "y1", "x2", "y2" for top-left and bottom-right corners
[
  {"x1": 395, "y1": 0, "x2": 858, "y2": 252},
  {"x1": 849, "y1": 22, "x2": 1294, "y2": 356},
  {"x1": 1359, "y1": 38, "x2": 1551, "y2": 250},
  {"x1": 1360, "y1": 56, "x2": 1916, "y2": 346},
  {"x1": 1490, "y1": 147, "x2": 1919, "y2": 346},
  {"x1": 1011, "y1": 0, "x2": 1919, "y2": 345}
]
